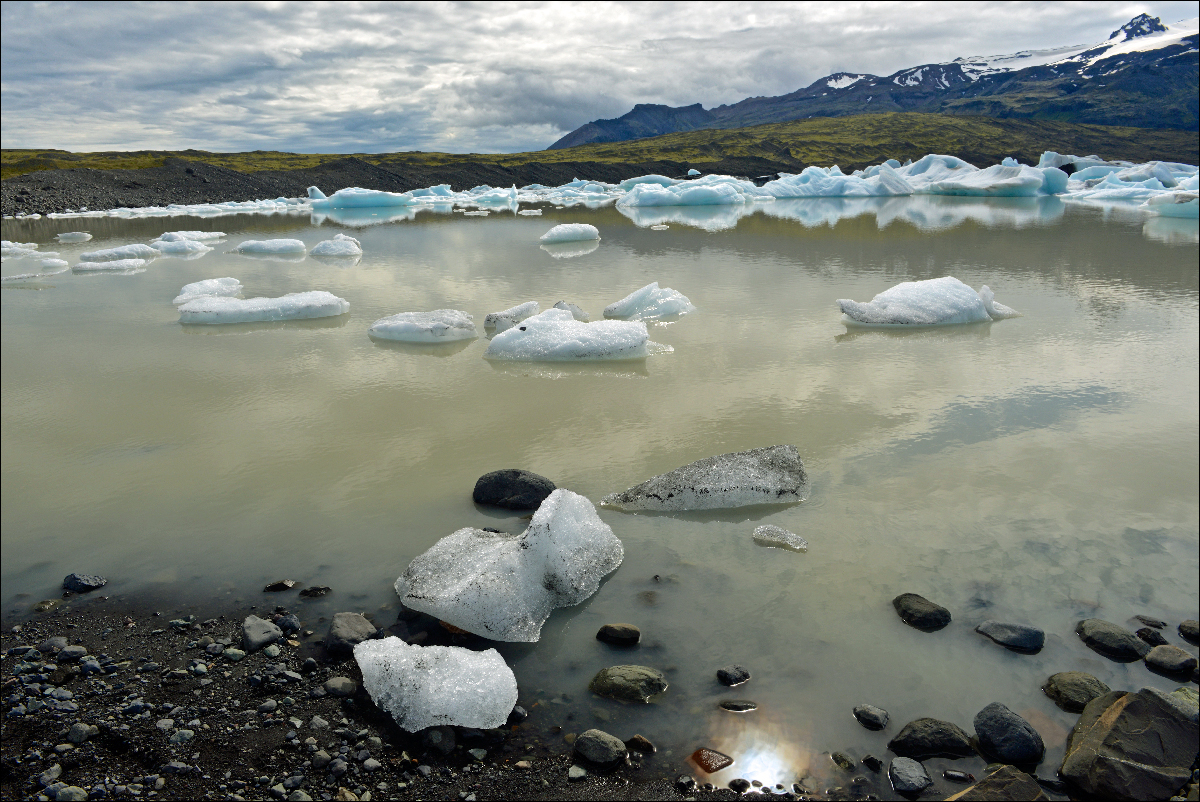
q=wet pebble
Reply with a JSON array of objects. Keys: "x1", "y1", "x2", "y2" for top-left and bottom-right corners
[
  {"x1": 1137, "y1": 627, "x2": 1169, "y2": 647},
  {"x1": 720, "y1": 699, "x2": 757, "y2": 712},
  {"x1": 596, "y1": 623, "x2": 641, "y2": 646},
  {"x1": 889, "y1": 757, "x2": 932, "y2": 793},
  {"x1": 728, "y1": 777, "x2": 751, "y2": 793},
  {"x1": 852, "y1": 703, "x2": 889, "y2": 730},
  {"x1": 1146, "y1": 644, "x2": 1198, "y2": 675},
  {"x1": 892, "y1": 593, "x2": 951, "y2": 631},
  {"x1": 716, "y1": 664, "x2": 750, "y2": 686}
]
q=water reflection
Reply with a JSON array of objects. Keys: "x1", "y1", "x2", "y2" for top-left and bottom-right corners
[
  {"x1": 834, "y1": 322, "x2": 994, "y2": 343},
  {"x1": 310, "y1": 254, "x2": 362, "y2": 268},
  {"x1": 177, "y1": 316, "x2": 350, "y2": 334},
  {"x1": 485, "y1": 359, "x2": 651, "y2": 379},
  {"x1": 1143, "y1": 217, "x2": 1199, "y2": 246},
  {"x1": 691, "y1": 711, "x2": 812, "y2": 789},
  {"x1": 368, "y1": 336, "x2": 475, "y2": 358},
  {"x1": 618, "y1": 203, "x2": 751, "y2": 232},
  {"x1": 312, "y1": 203, "x2": 454, "y2": 227},
  {"x1": 233, "y1": 251, "x2": 307, "y2": 263},
  {"x1": 540, "y1": 240, "x2": 600, "y2": 259}
]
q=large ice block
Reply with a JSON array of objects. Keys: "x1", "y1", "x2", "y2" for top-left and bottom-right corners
[
  {"x1": 483, "y1": 308, "x2": 649, "y2": 361},
  {"x1": 838, "y1": 276, "x2": 1018, "y2": 326},
  {"x1": 178, "y1": 291, "x2": 349, "y2": 324},
  {"x1": 603, "y1": 282, "x2": 695, "y2": 320},
  {"x1": 369, "y1": 309, "x2": 478, "y2": 342}
]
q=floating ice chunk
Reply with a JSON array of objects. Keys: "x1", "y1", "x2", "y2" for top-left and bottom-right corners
[
  {"x1": 484, "y1": 301, "x2": 539, "y2": 332},
  {"x1": 39, "y1": 258, "x2": 69, "y2": 270},
  {"x1": 483, "y1": 308, "x2": 650, "y2": 361},
  {"x1": 1069, "y1": 172, "x2": 1171, "y2": 200},
  {"x1": 838, "y1": 276, "x2": 1017, "y2": 326},
  {"x1": 752, "y1": 525, "x2": 808, "y2": 552},
  {"x1": 310, "y1": 187, "x2": 418, "y2": 210},
  {"x1": 72, "y1": 258, "x2": 147, "y2": 272},
  {"x1": 311, "y1": 233, "x2": 362, "y2": 257},
  {"x1": 154, "y1": 231, "x2": 226, "y2": 242},
  {"x1": 463, "y1": 210, "x2": 489, "y2": 216},
  {"x1": 153, "y1": 239, "x2": 213, "y2": 256},
  {"x1": 540, "y1": 240, "x2": 599, "y2": 259},
  {"x1": 617, "y1": 179, "x2": 754, "y2": 207},
  {"x1": 918, "y1": 164, "x2": 1048, "y2": 197},
  {"x1": 518, "y1": 209, "x2": 543, "y2": 215},
  {"x1": 178, "y1": 291, "x2": 349, "y2": 324},
  {"x1": 604, "y1": 282, "x2": 696, "y2": 320},
  {"x1": 687, "y1": 169, "x2": 701, "y2": 176},
  {"x1": 539, "y1": 223, "x2": 600, "y2": 243},
  {"x1": 395, "y1": 488, "x2": 624, "y2": 641},
  {"x1": 354, "y1": 638, "x2": 517, "y2": 731},
  {"x1": 602, "y1": 445, "x2": 810, "y2": 512},
  {"x1": 651, "y1": 224, "x2": 669, "y2": 230},
  {"x1": 78, "y1": 244, "x2": 159, "y2": 262},
  {"x1": 619, "y1": 174, "x2": 681, "y2": 190},
  {"x1": 553, "y1": 300, "x2": 589, "y2": 322},
  {"x1": 235, "y1": 239, "x2": 306, "y2": 255},
  {"x1": 173, "y1": 277, "x2": 243, "y2": 305},
  {"x1": 1001, "y1": 157, "x2": 1020, "y2": 167},
  {"x1": 763, "y1": 164, "x2": 912, "y2": 198},
  {"x1": 56, "y1": 232, "x2": 92, "y2": 243},
  {"x1": 1144, "y1": 191, "x2": 1199, "y2": 219},
  {"x1": 895, "y1": 154, "x2": 979, "y2": 188},
  {"x1": 308, "y1": 186, "x2": 327, "y2": 200},
  {"x1": 368, "y1": 309, "x2": 477, "y2": 342}
]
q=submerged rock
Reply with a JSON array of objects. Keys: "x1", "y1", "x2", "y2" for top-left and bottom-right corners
[
  {"x1": 720, "y1": 700, "x2": 758, "y2": 712},
  {"x1": 716, "y1": 664, "x2": 750, "y2": 686},
  {"x1": 975, "y1": 621, "x2": 1045, "y2": 653},
  {"x1": 354, "y1": 637, "x2": 517, "y2": 732},
  {"x1": 472, "y1": 469, "x2": 556, "y2": 510},
  {"x1": 1136, "y1": 627, "x2": 1169, "y2": 647},
  {"x1": 853, "y1": 704, "x2": 889, "y2": 730},
  {"x1": 62, "y1": 573, "x2": 107, "y2": 593},
  {"x1": 589, "y1": 665, "x2": 668, "y2": 703},
  {"x1": 1042, "y1": 671, "x2": 1110, "y2": 713},
  {"x1": 396, "y1": 489, "x2": 623, "y2": 641},
  {"x1": 1145, "y1": 644, "x2": 1198, "y2": 675},
  {"x1": 944, "y1": 765, "x2": 1047, "y2": 801},
  {"x1": 973, "y1": 702, "x2": 1045, "y2": 765},
  {"x1": 573, "y1": 729, "x2": 627, "y2": 767},
  {"x1": 888, "y1": 757, "x2": 932, "y2": 793},
  {"x1": 1076, "y1": 618, "x2": 1150, "y2": 661},
  {"x1": 596, "y1": 623, "x2": 641, "y2": 646},
  {"x1": 690, "y1": 747, "x2": 733, "y2": 773},
  {"x1": 601, "y1": 445, "x2": 809, "y2": 512},
  {"x1": 1179, "y1": 619, "x2": 1199, "y2": 645},
  {"x1": 887, "y1": 718, "x2": 974, "y2": 759},
  {"x1": 892, "y1": 593, "x2": 952, "y2": 631}
]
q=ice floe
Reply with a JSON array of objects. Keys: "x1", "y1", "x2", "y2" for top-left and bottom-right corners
[
  {"x1": 38, "y1": 258, "x2": 69, "y2": 270},
  {"x1": 235, "y1": 239, "x2": 306, "y2": 255},
  {"x1": 483, "y1": 308, "x2": 651, "y2": 361},
  {"x1": 310, "y1": 233, "x2": 362, "y2": 257},
  {"x1": 55, "y1": 232, "x2": 92, "y2": 243},
  {"x1": 368, "y1": 309, "x2": 477, "y2": 342},
  {"x1": 602, "y1": 445, "x2": 810, "y2": 512},
  {"x1": 172, "y1": 277, "x2": 243, "y2": 305},
  {"x1": 539, "y1": 223, "x2": 600, "y2": 243},
  {"x1": 764, "y1": 164, "x2": 912, "y2": 198},
  {"x1": 1144, "y1": 191, "x2": 1199, "y2": 218},
  {"x1": 838, "y1": 276, "x2": 1018, "y2": 327},
  {"x1": 78, "y1": 244, "x2": 159, "y2": 262},
  {"x1": 604, "y1": 282, "x2": 696, "y2": 320},
  {"x1": 617, "y1": 175, "x2": 764, "y2": 207},
  {"x1": 752, "y1": 524, "x2": 808, "y2": 552},
  {"x1": 72, "y1": 258, "x2": 147, "y2": 273},
  {"x1": 395, "y1": 488, "x2": 624, "y2": 641},
  {"x1": 484, "y1": 301, "x2": 539, "y2": 332},
  {"x1": 309, "y1": 186, "x2": 417, "y2": 210},
  {"x1": 178, "y1": 291, "x2": 349, "y2": 324},
  {"x1": 2, "y1": 240, "x2": 40, "y2": 258},
  {"x1": 154, "y1": 231, "x2": 226, "y2": 242},
  {"x1": 355, "y1": 638, "x2": 517, "y2": 731},
  {"x1": 153, "y1": 239, "x2": 212, "y2": 256}
]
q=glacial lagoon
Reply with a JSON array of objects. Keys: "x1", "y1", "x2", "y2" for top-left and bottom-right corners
[{"x1": 2, "y1": 196, "x2": 1197, "y2": 792}]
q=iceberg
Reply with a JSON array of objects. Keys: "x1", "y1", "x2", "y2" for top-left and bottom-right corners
[
  {"x1": 368, "y1": 309, "x2": 477, "y2": 342},
  {"x1": 483, "y1": 308, "x2": 650, "y2": 361},
  {"x1": 395, "y1": 489, "x2": 624, "y2": 641},
  {"x1": 539, "y1": 223, "x2": 600, "y2": 243},
  {"x1": 78, "y1": 244, "x2": 159, "y2": 262},
  {"x1": 178, "y1": 291, "x2": 349, "y2": 324},
  {"x1": 687, "y1": 169, "x2": 702, "y2": 176},
  {"x1": 484, "y1": 301, "x2": 538, "y2": 332},
  {"x1": 310, "y1": 233, "x2": 363, "y2": 257},
  {"x1": 918, "y1": 164, "x2": 1054, "y2": 197},
  {"x1": 619, "y1": 174, "x2": 680, "y2": 190},
  {"x1": 616, "y1": 177, "x2": 757, "y2": 208},
  {"x1": 154, "y1": 231, "x2": 226, "y2": 242},
  {"x1": 72, "y1": 258, "x2": 147, "y2": 273},
  {"x1": 153, "y1": 239, "x2": 212, "y2": 256},
  {"x1": 55, "y1": 232, "x2": 92, "y2": 243},
  {"x1": 354, "y1": 638, "x2": 517, "y2": 732},
  {"x1": 235, "y1": 239, "x2": 306, "y2": 255},
  {"x1": 309, "y1": 186, "x2": 418, "y2": 210},
  {"x1": 604, "y1": 282, "x2": 696, "y2": 320},
  {"x1": 1143, "y1": 191, "x2": 1199, "y2": 219},
  {"x1": 602, "y1": 445, "x2": 810, "y2": 512},
  {"x1": 763, "y1": 164, "x2": 913, "y2": 198},
  {"x1": 837, "y1": 276, "x2": 1018, "y2": 326},
  {"x1": 753, "y1": 524, "x2": 808, "y2": 552},
  {"x1": 172, "y1": 277, "x2": 242, "y2": 305}
]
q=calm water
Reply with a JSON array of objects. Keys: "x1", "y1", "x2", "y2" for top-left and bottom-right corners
[{"x1": 3, "y1": 197, "x2": 1197, "y2": 795}]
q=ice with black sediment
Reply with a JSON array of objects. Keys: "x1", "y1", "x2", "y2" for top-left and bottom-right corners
[
  {"x1": 354, "y1": 637, "x2": 517, "y2": 731},
  {"x1": 602, "y1": 445, "x2": 810, "y2": 512},
  {"x1": 484, "y1": 301, "x2": 539, "y2": 332},
  {"x1": 395, "y1": 489, "x2": 623, "y2": 642},
  {"x1": 483, "y1": 308, "x2": 652, "y2": 361},
  {"x1": 368, "y1": 309, "x2": 477, "y2": 342}
]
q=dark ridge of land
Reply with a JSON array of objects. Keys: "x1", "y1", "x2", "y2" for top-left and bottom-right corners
[{"x1": 3, "y1": 114, "x2": 1197, "y2": 216}]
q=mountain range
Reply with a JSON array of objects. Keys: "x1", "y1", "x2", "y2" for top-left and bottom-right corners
[{"x1": 549, "y1": 14, "x2": 1199, "y2": 149}]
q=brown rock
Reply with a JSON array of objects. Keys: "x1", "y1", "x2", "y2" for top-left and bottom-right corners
[
  {"x1": 596, "y1": 623, "x2": 641, "y2": 646},
  {"x1": 945, "y1": 765, "x2": 1048, "y2": 801},
  {"x1": 690, "y1": 747, "x2": 733, "y2": 773}
]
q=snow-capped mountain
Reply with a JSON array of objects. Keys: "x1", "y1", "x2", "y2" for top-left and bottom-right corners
[{"x1": 549, "y1": 14, "x2": 1199, "y2": 149}]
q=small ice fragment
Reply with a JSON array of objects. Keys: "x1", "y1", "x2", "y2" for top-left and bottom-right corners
[
  {"x1": 72, "y1": 258, "x2": 147, "y2": 272},
  {"x1": 553, "y1": 300, "x2": 589, "y2": 322},
  {"x1": 153, "y1": 239, "x2": 212, "y2": 255},
  {"x1": 518, "y1": 209, "x2": 543, "y2": 216},
  {"x1": 650, "y1": 225, "x2": 669, "y2": 230},
  {"x1": 235, "y1": 239, "x2": 306, "y2": 255},
  {"x1": 311, "y1": 233, "x2": 362, "y2": 257},
  {"x1": 483, "y1": 308, "x2": 650, "y2": 361},
  {"x1": 173, "y1": 277, "x2": 243, "y2": 305},
  {"x1": 687, "y1": 169, "x2": 701, "y2": 176},
  {"x1": 484, "y1": 301, "x2": 539, "y2": 332},
  {"x1": 154, "y1": 231, "x2": 226, "y2": 242},
  {"x1": 837, "y1": 277, "x2": 1017, "y2": 326},
  {"x1": 463, "y1": 210, "x2": 489, "y2": 216},
  {"x1": 977, "y1": 285, "x2": 1020, "y2": 320},
  {"x1": 355, "y1": 638, "x2": 517, "y2": 732},
  {"x1": 368, "y1": 309, "x2": 477, "y2": 342},
  {"x1": 602, "y1": 445, "x2": 810, "y2": 512},
  {"x1": 539, "y1": 223, "x2": 600, "y2": 243},
  {"x1": 56, "y1": 232, "x2": 92, "y2": 243},
  {"x1": 603, "y1": 282, "x2": 696, "y2": 320},
  {"x1": 39, "y1": 258, "x2": 69, "y2": 269},
  {"x1": 1144, "y1": 191, "x2": 1199, "y2": 219},
  {"x1": 752, "y1": 525, "x2": 808, "y2": 552},
  {"x1": 78, "y1": 244, "x2": 159, "y2": 262},
  {"x1": 396, "y1": 489, "x2": 623, "y2": 641},
  {"x1": 178, "y1": 291, "x2": 349, "y2": 324}
]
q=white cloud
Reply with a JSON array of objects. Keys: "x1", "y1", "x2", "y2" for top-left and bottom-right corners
[{"x1": 1, "y1": 0, "x2": 1194, "y2": 153}]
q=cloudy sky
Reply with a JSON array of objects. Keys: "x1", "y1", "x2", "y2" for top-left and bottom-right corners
[{"x1": 2, "y1": 1, "x2": 1195, "y2": 154}]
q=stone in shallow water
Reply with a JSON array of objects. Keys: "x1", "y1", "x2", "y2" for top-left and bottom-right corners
[
  {"x1": 299, "y1": 586, "x2": 330, "y2": 597},
  {"x1": 720, "y1": 700, "x2": 757, "y2": 712},
  {"x1": 1134, "y1": 615, "x2": 1167, "y2": 629},
  {"x1": 588, "y1": 665, "x2": 668, "y2": 703},
  {"x1": 62, "y1": 573, "x2": 106, "y2": 593},
  {"x1": 1145, "y1": 644, "x2": 1198, "y2": 675},
  {"x1": 716, "y1": 664, "x2": 750, "y2": 686},
  {"x1": 944, "y1": 765, "x2": 1047, "y2": 801},
  {"x1": 1042, "y1": 671, "x2": 1110, "y2": 713},
  {"x1": 354, "y1": 637, "x2": 516, "y2": 731},
  {"x1": 751, "y1": 525, "x2": 807, "y2": 552},
  {"x1": 853, "y1": 703, "x2": 889, "y2": 730},
  {"x1": 892, "y1": 593, "x2": 951, "y2": 631},
  {"x1": 263, "y1": 579, "x2": 296, "y2": 592},
  {"x1": 973, "y1": 702, "x2": 1045, "y2": 765},
  {"x1": 472, "y1": 469, "x2": 556, "y2": 510},
  {"x1": 690, "y1": 747, "x2": 733, "y2": 773},
  {"x1": 1136, "y1": 627, "x2": 1169, "y2": 647},
  {"x1": 1075, "y1": 618, "x2": 1150, "y2": 661},
  {"x1": 1179, "y1": 619, "x2": 1199, "y2": 645},
  {"x1": 601, "y1": 445, "x2": 809, "y2": 512},
  {"x1": 887, "y1": 718, "x2": 973, "y2": 759},
  {"x1": 888, "y1": 757, "x2": 932, "y2": 793},
  {"x1": 625, "y1": 734, "x2": 655, "y2": 754},
  {"x1": 596, "y1": 623, "x2": 641, "y2": 646},
  {"x1": 975, "y1": 621, "x2": 1044, "y2": 653},
  {"x1": 396, "y1": 489, "x2": 623, "y2": 642},
  {"x1": 573, "y1": 729, "x2": 627, "y2": 767}
]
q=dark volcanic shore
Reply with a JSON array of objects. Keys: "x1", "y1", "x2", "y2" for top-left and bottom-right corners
[{"x1": 0, "y1": 156, "x2": 796, "y2": 217}]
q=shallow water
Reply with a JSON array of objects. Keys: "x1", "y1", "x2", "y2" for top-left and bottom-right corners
[{"x1": 3, "y1": 197, "x2": 1197, "y2": 794}]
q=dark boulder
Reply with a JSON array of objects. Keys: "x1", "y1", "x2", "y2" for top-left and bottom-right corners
[
  {"x1": 596, "y1": 623, "x2": 641, "y2": 646},
  {"x1": 717, "y1": 664, "x2": 750, "y2": 686},
  {"x1": 892, "y1": 593, "x2": 951, "y2": 631},
  {"x1": 1145, "y1": 644, "x2": 1198, "y2": 676},
  {"x1": 1179, "y1": 619, "x2": 1199, "y2": 645},
  {"x1": 972, "y1": 702, "x2": 1045, "y2": 765},
  {"x1": 975, "y1": 621, "x2": 1044, "y2": 653},
  {"x1": 853, "y1": 703, "x2": 889, "y2": 730},
  {"x1": 472, "y1": 469, "x2": 556, "y2": 510},
  {"x1": 573, "y1": 729, "x2": 627, "y2": 768},
  {"x1": 1136, "y1": 627, "x2": 1169, "y2": 647},
  {"x1": 888, "y1": 757, "x2": 932, "y2": 793},
  {"x1": 1042, "y1": 671, "x2": 1110, "y2": 713},
  {"x1": 888, "y1": 717, "x2": 974, "y2": 759},
  {"x1": 1075, "y1": 618, "x2": 1150, "y2": 661},
  {"x1": 62, "y1": 573, "x2": 106, "y2": 593}
]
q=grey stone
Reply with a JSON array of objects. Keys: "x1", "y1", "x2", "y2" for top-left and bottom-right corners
[
  {"x1": 223, "y1": 648, "x2": 246, "y2": 662},
  {"x1": 325, "y1": 612, "x2": 376, "y2": 655},
  {"x1": 422, "y1": 725, "x2": 455, "y2": 756},
  {"x1": 258, "y1": 699, "x2": 278, "y2": 713},
  {"x1": 975, "y1": 621, "x2": 1045, "y2": 653},
  {"x1": 568, "y1": 765, "x2": 588, "y2": 781},
  {"x1": 893, "y1": 593, "x2": 951, "y2": 631},
  {"x1": 973, "y1": 702, "x2": 1045, "y2": 765},
  {"x1": 1179, "y1": 619, "x2": 1199, "y2": 645},
  {"x1": 473, "y1": 469, "x2": 556, "y2": 510},
  {"x1": 38, "y1": 764, "x2": 62, "y2": 786},
  {"x1": 169, "y1": 729, "x2": 194, "y2": 744},
  {"x1": 57, "y1": 645, "x2": 88, "y2": 663},
  {"x1": 1135, "y1": 615, "x2": 1167, "y2": 629},
  {"x1": 887, "y1": 718, "x2": 974, "y2": 759},
  {"x1": 574, "y1": 729, "x2": 627, "y2": 767},
  {"x1": 1137, "y1": 627, "x2": 1170, "y2": 647},
  {"x1": 323, "y1": 677, "x2": 357, "y2": 697},
  {"x1": 38, "y1": 636, "x2": 68, "y2": 653},
  {"x1": 1060, "y1": 688, "x2": 1198, "y2": 801},
  {"x1": 66, "y1": 723, "x2": 97, "y2": 744},
  {"x1": 1146, "y1": 645, "x2": 1199, "y2": 675},
  {"x1": 288, "y1": 792, "x2": 314, "y2": 802},
  {"x1": 277, "y1": 614, "x2": 301, "y2": 635},
  {"x1": 717, "y1": 664, "x2": 750, "y2": 686},
  {"x1": 1075, "y1": 618, "x2": 1150, "y2": 661},
  {"x1": 1043, "y1": 671, "x2": 1111, "y2": 713},
  {"x1": 596, "y1": 623, "x2": 641, "y2": 646},
  {"x1": 62, "y1": 573, "x2": 106, "y2": 593},
  {"x1": 889, "y1": 757, "x2": 932, "y2": 793},
  {"x1": 363, "y1": 758, "x2": 381, "y2": 771},
  {"x1": 588, "y1": 665, "x2": 668, "y2": 703},
  {"x1": 327, "y1": 758, "x2": 348, "y2": 777},
  {"x1": 242, "y1": 615, "x2": 283, "y2": 652},
  {"x1": 54, "y1": 787, "x2": 89, "y2": 802},
  {"x1": 720, "y1": 700, "x2": 758, "y2": 712},
  {"x1": 311, "y1": 750, "x2": 332, "y2": 770},
  {"x1": 853, "y1": 703, "x2": 889, "y2": 730},
  {"x1": 944, "y1": 765, "x2": 1048, "y2": 801}
]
